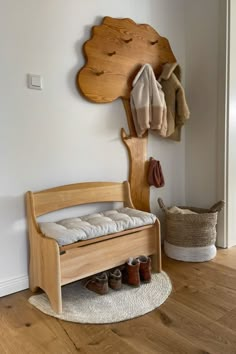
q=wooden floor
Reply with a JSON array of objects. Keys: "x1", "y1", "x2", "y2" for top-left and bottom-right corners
[{"x1": 1, "y1": 248, "x2": 236, "y2": 354}]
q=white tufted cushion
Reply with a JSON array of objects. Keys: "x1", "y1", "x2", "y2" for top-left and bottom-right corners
[{"x1": 39, "y1": 208, "x2": 157, "y2": 246}]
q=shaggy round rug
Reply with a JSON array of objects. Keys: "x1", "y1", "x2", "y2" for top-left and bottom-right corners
[{"x1": 29, "y1": 271, "x2": 172, "y2": 324}]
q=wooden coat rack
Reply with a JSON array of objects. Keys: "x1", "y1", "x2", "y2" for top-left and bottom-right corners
[{"x1": 77, "y1": 17, "x2": 176, "y2": 211}]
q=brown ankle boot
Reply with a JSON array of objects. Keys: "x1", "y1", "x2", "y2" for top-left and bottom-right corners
[
  {"x1": 137, "y1": 255, "x2": 152, "y2": 283},
  {"x1": 85, "y1": 272, "x2": 108, "y2": 295},
  {"x1": 126, "y1": 258, "x2": 140, "y2": 287},
  {"x1": 108, "y1": 269, "x2": 122, "y2": 290}
]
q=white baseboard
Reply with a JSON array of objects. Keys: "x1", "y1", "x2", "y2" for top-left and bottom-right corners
[{"x1": 0, "y1": 275, "x2": 29, "y2": 297}]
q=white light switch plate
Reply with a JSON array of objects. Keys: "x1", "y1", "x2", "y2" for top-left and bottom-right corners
[{"x1": 28, "y1": 74, "x2": 43, "y2": 90}]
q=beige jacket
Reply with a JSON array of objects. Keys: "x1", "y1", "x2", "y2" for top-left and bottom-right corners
[
  {"x1": 158, "y1": 63, "x2": 190, "y2": 141},
  {"x1": 130, "y1": 64, "x2": 167, "y2": 137}
]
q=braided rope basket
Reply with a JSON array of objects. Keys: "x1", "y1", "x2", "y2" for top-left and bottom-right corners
[{"x1": 158, "y1": 198, "x2": 225, "y2": 262}]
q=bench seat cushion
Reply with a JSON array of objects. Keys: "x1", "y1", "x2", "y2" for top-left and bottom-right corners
[{"x1": 39, "y1": 207, "x2": 157, "y2": 246}]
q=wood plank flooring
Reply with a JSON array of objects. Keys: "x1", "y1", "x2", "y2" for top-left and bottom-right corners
[{"x1": 0, "y1": 247, "x2": 236, "y2": 353}]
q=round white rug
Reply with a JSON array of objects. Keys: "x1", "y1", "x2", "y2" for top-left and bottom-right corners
[{"x1": 29, "y1": 271, "x2": 172, "y2": 324}]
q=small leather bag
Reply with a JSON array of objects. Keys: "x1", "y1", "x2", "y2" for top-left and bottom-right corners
[{"x1": 148, "y1": 157, "x2": 165, "y2": 188}]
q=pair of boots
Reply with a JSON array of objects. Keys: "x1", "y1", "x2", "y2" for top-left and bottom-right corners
[
  {"x1": 85, "y1": 255, "x2": 151, "y2": 294},
  {"x1": 123, "y1": 255, "x2": 152, "y2": 287},
  {"x1": 85, "y1": 269, "x2": 122, "y2": 295}
]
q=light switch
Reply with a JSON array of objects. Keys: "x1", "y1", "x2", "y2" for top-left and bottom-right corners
[{"x1": 28, "y1": 74, "x2": 43, "y2": 90}]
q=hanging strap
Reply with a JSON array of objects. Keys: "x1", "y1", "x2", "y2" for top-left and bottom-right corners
[
  {"x1": 157, "y1": 198, "x2": 168, "y2": 213},
  {"x1": 209, "y1": 200, "x2": 225, "y2": 213}
]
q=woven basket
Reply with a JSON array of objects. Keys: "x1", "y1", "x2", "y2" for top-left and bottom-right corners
[{"x1": 158, "y1": 198, "x2": 224, "y2": 262}]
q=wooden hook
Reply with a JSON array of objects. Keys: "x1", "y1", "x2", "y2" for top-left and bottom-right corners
[
  {"x1": 108, "y1": 51, "x2": 116, "y2": 56},
  {"x1": 150, "y1": 39, "x2": 159, "y2": 45},
  {"x1": 123, "y1": 38, "x2": 133, "y2": 43},
  {"x1": 95, "y1": 70, "x2": 104, "y2": 76}
]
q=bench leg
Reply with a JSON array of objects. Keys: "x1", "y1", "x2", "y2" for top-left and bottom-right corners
[
  {"x1": 40, "y1": 238, "x2": 62, "y2": 313},
  {"x1": 43, "y1": 283, "x2": 62, "y2": 314},
  {"x1": 151, "y1": 219, "x2": 162, "y2": 273},
  {"x1": 29, "y1": 233, "x2": 62, "y2": 314}
]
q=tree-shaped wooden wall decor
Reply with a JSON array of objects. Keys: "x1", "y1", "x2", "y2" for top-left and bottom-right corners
[{"x1": 77, "y1": 17, "x2": 176, "y2": 211}]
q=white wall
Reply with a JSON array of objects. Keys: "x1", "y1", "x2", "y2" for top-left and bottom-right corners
[
  {"x1": 184, "y1": 0, "x2": 228, "y2": 246},
  {"x1": 227, "y1": 0, "x2": 236, "y2": 247},
  {"x1": 184, "y1": 0, "x2": 220, "y2": 206},
  {"x1": 0, "y1": 0, "x2": 187, "y2": 295}
]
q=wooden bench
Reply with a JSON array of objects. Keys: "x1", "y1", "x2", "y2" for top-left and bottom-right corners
[{"x1": 26, "y1": 181, "x2": 161, "y2": 313}]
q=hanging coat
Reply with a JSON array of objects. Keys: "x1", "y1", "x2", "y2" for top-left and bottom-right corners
[
  {"x1": 158, "y1": 63, "x2": 190, "y2": 141},
  {"x1": 130, "y1": 63, "x2": 167, "y2": 138}
]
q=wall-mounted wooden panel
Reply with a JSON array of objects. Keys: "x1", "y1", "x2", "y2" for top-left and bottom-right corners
[
  {"x1": 78, "y1": 16, "x2": 176, "y2": 103},
  {"x1": 77, "y1": 16, "x2": 176, "y2": 211}
]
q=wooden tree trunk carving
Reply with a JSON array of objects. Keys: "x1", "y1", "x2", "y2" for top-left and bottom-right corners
[{"x1": 121, "y1": 98, "x2": 150, "y2": 211}]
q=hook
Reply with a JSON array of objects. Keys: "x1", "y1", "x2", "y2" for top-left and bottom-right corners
[
  {"x1": 95, "y1": 70, "x2": 104, "y2": 76},
  {"x1": 150, "y1": 39, "x2": 159, "y2": 45},
  {"x1": 123, "y1": 38, "x2": 133, "y2": 43},
  {"x1": 108, "y1": 51, "x2": 116, "y2": 56}
]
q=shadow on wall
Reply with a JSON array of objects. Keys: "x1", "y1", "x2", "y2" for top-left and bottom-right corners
[
  {"x1": 67, "y1": 15, "x2": 129, "y2": 139},
  {"x1": 67, "y1": 16, "x2": 103, "y2": 99},
  {"x1": 0, "y1": 194, "x2": 30, "y2": 277},
  {"x1": 0, "y1": 194, "x2": 28, "y2": 245}
]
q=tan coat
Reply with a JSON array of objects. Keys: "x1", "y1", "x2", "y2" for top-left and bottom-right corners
[
  {"x1": 158, "y1": 63, "x2": 190, "y2": 141},
  {"x1": 130, "y1": 64, "x2": 167, "y2": 137}
]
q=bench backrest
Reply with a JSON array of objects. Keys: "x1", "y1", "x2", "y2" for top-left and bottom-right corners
[{"x1": 27, "y1": 181, "x2": 134, "y2": 217}]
